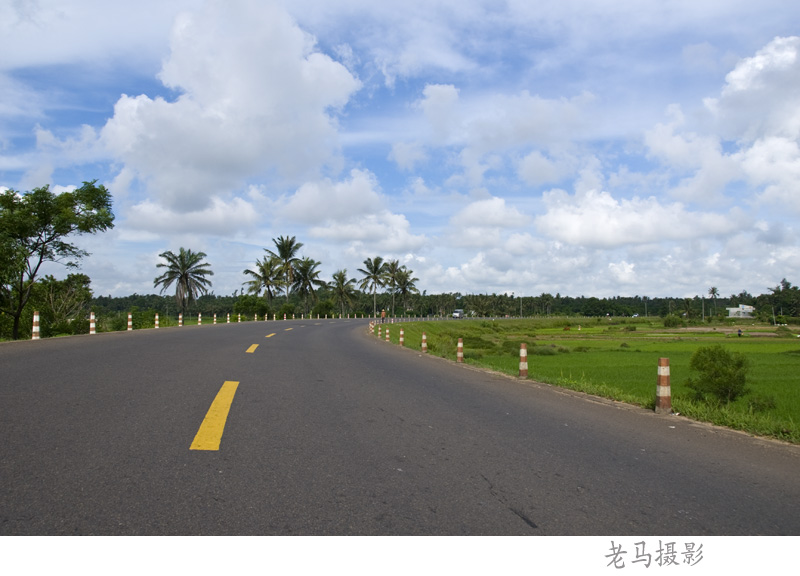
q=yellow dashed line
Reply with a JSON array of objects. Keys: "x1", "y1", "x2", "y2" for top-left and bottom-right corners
[
  {"x1": 190, "y1": 381, "x2": 240, "y2": 451},
  {"x1": 266, "y1": 333, "x2": 276, "y2": 338},
  {"x1": 246, "y1": 344, "x2": 258, "y2": 353}
]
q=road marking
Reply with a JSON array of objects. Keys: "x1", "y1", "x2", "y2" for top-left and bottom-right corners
[
  {"x1": 190, "y1": 381, "x2": 240, "y2": 451},
  {"x1": 284, "y1": 328, "x2": 293, "y2": 331},
  {"x1": 246, "y1": 344, "x2": 258, "y2": 353},
  {"x1": 265, "y1": 333, "x2": 276, "y2": 338}
]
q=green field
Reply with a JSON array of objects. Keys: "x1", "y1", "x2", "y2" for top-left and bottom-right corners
[{"x1": 376, "y1": 317, "x2": 800, "y2": 444}]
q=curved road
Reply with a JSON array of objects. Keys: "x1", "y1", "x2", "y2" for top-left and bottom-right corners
[{"x1": 1, "y1": 319, "x2": 799, "y2": 535}]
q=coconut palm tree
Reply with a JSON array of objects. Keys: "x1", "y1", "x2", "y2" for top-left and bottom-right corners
[
  {"x1": 384, "y1": 259, "x2": 401, "y2": 316},
  {"x1": 708, "y1": 286, "x2": 719, "y2": 316},
  {"x1": 291, "y1": 257, "x2": 326, "y2": 314},
  {"x1": 153, "y1": 247, "x2": 214, "y2": 315},
  {"x1": 243, "y1": 255, "x2": 284, "y2": 306},
  {"x1": 331, "y1": 269, "x2": 357, "y2": 317},
  {"x1": 267, "y1": 235, "x2": 304, "y2": 303},
  {"x1": 358, "y1": 256, "x2": 388, "y2": 318},
  {"x1": 394, "y1": 266, "x2": 419, "y2": 314}
]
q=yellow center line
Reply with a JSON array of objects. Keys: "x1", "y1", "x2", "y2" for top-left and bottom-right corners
[
  {"x1": 284, "y1": 328, "x2": 293, "y2": 331},
  {"x1": 265, "y1": 333, "x2": 276, "y2": 338},
  {"x1": 246, "y1": 344, "x2": 258, "y2": 353},
  {"x1": 190, "y1": 381, "x2": 240, "y2": 451}
]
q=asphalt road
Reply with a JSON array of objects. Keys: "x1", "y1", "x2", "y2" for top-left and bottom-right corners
[{"x1": 1, "y1": 319, "x2": 799, "y2": 535}]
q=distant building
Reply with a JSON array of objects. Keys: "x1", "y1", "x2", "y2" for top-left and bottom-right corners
[{"x1": 727, "y1": 304, "x2": 755, "y2": 318}]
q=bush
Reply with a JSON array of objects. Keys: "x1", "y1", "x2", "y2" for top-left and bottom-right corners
[
  {"x1": 685, "y1": 345, "x2": 750, "y2": 404},
  {"x1": 663, "y1": 314, "x2": 684, "y2": 328}
]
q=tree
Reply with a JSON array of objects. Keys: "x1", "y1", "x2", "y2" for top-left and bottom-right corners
[
  {"x1": 0, "y1": 181, "x2": 114, "y2": 339},
  {"x1": 291, "y1": 256, "x2": 326, "y2": 314},
  {"x1": 686, "y1": 345, "x2": 750, "y2": 404},
  {"x1": 267, "y1": 235, "x2": 304, "y2": 303},
  {"x1": 708, "y1": 286, "x2": 719, "y2": 316},
  {"x1": 394, "y1": 266, "x2": 419, "y2": 314},
  {"x1": 331, "y1": 269, "x2": 357, "y2": 317},
  {"x1": 153, "y1": 248, "x2": 214, "y2": 315},
  {"x1": 385, "y1": 259, "x2": 401, "y2": 316},
  {"x1": 243, "y1": 255, "x2": 283, "y2": 305},
  {"x1": 358, "y1": 256, "x2": 388, "y2": 318}
]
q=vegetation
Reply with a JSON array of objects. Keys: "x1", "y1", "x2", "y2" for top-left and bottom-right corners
[
  {"x1": 153, "y1": 247, "x2": 214, "y2": 315},
  {"x1": 686, "y1": 345, "x2": 750, "y2": 404},
  {"x1": 0, "y1": 181, "x2": 114, "y2": 339}
]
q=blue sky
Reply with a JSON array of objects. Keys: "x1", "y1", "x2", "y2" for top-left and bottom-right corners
[{"x1": 2, "y1": 0, "x2": 800, "y2": 299}]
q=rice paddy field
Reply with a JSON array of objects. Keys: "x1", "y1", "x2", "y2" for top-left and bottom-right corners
[{"x1": 376, "y1": 317, "x2": 800, "y2": 444}]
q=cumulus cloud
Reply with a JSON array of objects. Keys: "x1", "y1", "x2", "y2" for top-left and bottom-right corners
[
  {"x1": 535, "y1": 189, "x2": 743, "y2": 248},
  {"x1": 126, "y1": 196, "x2": 260, "y2": 236},
  {"x1": 448, "y1": 196, "x2": 528, "y2": 248},
  {"x1": 272, "y1": 169, "x2": 427, "y2": 256},
  {"x1": 99, "y1": 0, "x2": 360, "y2": 212}
]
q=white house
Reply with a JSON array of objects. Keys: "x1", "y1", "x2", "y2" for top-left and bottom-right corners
[{"x1": 727, "y1": 304, "x2": 755, "y2": 318}]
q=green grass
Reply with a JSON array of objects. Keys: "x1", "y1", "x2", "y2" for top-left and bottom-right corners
[{"x1": 377, "y1": 318, "x2": 800, "y2": 444}]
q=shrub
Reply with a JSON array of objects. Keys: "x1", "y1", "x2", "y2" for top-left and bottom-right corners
[
  {"x1": 663, "y1": 314, "x2": 684, "y2": 328},
  {"x1": 685, "y1": 345, "x2": 750, "y2": 404}
]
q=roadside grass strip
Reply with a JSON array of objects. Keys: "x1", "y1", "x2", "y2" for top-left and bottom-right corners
[{"x1": 190, "y1": 381, "x2": 240, "y2": 451}]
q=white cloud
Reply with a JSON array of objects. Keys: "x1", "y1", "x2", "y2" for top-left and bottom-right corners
[
  {"x1": 535, "y1": 189, "x2": 743, "y2": 248},
  {"x1": 126, "y1": 196, "x2": 260, "y2": 236},
  {"x1": 99, "y1": 0, "x2": 361, "y2": 212}
]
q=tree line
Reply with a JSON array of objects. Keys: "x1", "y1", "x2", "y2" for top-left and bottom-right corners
[{"x1": 2, "y1": 182, "x2": 799, "y2": 339}]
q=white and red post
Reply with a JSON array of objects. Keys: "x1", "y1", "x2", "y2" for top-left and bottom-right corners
[
  {"x1": 656, "y1": 358, "x2": 672, "y2": 414},
  {"x1": 90, "y1": 312, "x2": 97, "y2": 334},
  {"x1": 399, "y1": 329, "x2": 404, "y2": 347},
  {"x1": 32, "y1": 311, "x2": 40, "y2": 340},
  {"x1": 519, "y1": 343, "x2": 528, "y2": 378},
  {"x1": 154, "y1": 313, "x2": 159, "y2": 329},
  {"x1": 421, "y1": 332, "x2": 428, "y2": 353},
  {"x1": 457, "y1": 338, "x2": 464, "y2": 363},
  {"x1": 127, "y1": 313, "x2": 133, "y2": 331}
]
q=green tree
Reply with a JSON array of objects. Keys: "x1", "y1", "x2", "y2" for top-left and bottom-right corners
[
  {"x1": 291, "y1": 256, "x2": 326, "y2": 314},
  {"x1": 153, "y1": 248, "x2": 214, "y2": 315},
  {"x1": 243, "y1": 255, "x2": 283, "y2": 306},
  {"x1": 708, "y1": 286, "x2": 719, "y2": 316},
  {"x1": 0, "y1": 181, "x2": 114, "y2": 339},
  {"x1": 267, "y1": 235, "x2": 304, "y2": 303},
  {"x1": 331, "y1": 269, "x2": 357, "y2": 317},
  {"x1": 35, "y1": 273, "x2": 93, "y2": 337},
  {"x1": 394, "y1": 266, "x2": 419, "y2": 314},
  {"x1": 358, "y1": 256, "x2": 388, "y2": 318},
  {"x1": 385, "y1": 259, "x2": 401, "y2": 316},
  {"x1": 686, "y1": 345, "x2": 750, "y2": 404}
]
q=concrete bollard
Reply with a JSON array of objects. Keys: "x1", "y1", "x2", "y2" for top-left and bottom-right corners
[
  {"x1": 128, "y1": 313, "x2": 133, "y2": 331},
  {"x1": 519, "y1": 343, "x2": 528, "y2": 378},
  {"x1": 656, "y1": 357, "x2": 672, "y2": 414},
  {"x1": 32, "y1": 311, "x2": 40, "y2": 340},
  {"x1": 457, "y1": 338, "x2": 464, "y2": 362},
  {"x1": 91, "y1": 311, "x2": 97, "y2": 334},
  {"x1": 238, "y1": 314, "x2": 241, "y2": 323},
  {"x1": 284, "y1": 314, "x2": 286, "y2": 320},
  {"x1": 385, "y1": 328, "x2": 390, "y2": 342},
  {"x1": 154, "y1": 313, "x2": 159, "y2": 329},
  {"x1": 422, "y1": 332, "x2": 428, "y2": 353},
  {"x1": 214, "y1": 313, "x2": 217, "y2": 325},
  {"x1": 227, "y1": 313, "x2": 230, "y2": 324},
  {"x1": 399, "y1": 329, "x2": 404, "y2": 346},
  {"x1": 179, "y1": 313, "x2": 183, "y2": 327},
  {"x1": 198, "y1": 313, "x2": 202, "y2": 326}
]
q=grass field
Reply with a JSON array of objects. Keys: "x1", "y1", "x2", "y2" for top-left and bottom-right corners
[{"x1": 376, "y1": 317, "x2": 800, "y2": 444}]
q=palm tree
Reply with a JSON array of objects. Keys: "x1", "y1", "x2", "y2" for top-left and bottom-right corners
[
  {"x1": 358, "y1": 256, "x2": 388, "y2": 318},
  {"x1": 708, "y1": 286, "x2": 719, "y2": 316},
  {"x1": 153, "y1": 247, "x2": 214, "y2": 315},
  {"x1": 394, "y1": 266, "x2": 419, "y2": 314},
  {"x1": 291, "y1": 257, "x2": 326, "y2": 314},
  {"x1": 331, "y1": 269, "x2": 357, "y2": 317},
  {"x1": 243, "y1": 255, "x2": 284, "y2": 306},
  {"x1": 267, "y1": 235, "x2": 304, "y2": 303},
  {"x1": 385, "y1": 259, "x2": 401, "y2": 316}
]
